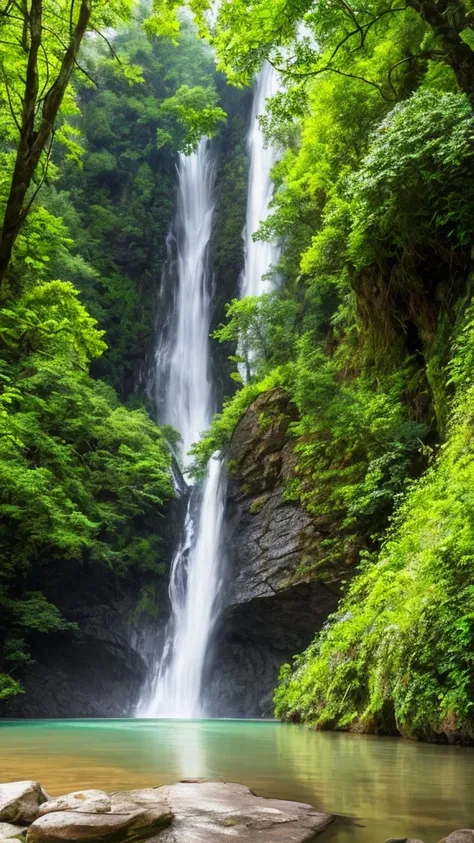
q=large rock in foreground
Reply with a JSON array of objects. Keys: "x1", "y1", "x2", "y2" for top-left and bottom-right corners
[
  {"x1": 0, "y1": 782, "x2": 49, "y2": 824},
  {"x1": 6, "y1": 780, "x2": 331, "y2": 843},
  {"x1": 37, "y1": 791, "x2": 111, "y2": 817},
  {"x1": 27, "y1": 807, "x2": 172, "y2": 842},
  {"x1": 156, "y1": 781, "x2": 332, "y2": 843}
]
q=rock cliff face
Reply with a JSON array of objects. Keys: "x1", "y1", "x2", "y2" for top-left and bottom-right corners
[
  {"x1": 1, "y1": 565, "x2": 168, "y2": 719},
  {"x1": 0, "y1": 493, "x2": 183, "y2": 719},
  {"x1": 205, "y1": 388, "x2": 343, "y2": 718}
]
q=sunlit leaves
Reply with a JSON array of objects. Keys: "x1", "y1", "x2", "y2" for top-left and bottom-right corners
[{"x1": 157, "y1": 84, "x2": 226, "y2": 153}]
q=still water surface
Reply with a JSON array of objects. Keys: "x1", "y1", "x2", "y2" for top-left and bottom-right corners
[{"x1": 0, "y1": 719, "x2": 472, "y2": 842}]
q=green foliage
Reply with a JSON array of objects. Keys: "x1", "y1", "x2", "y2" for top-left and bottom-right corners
[
  {"x1": 0, "y1": 675, "x2": 24, "y2": 701},
  {"x1": 275, "y1": 306, "x2": 474, "y2": 739},
  {"x1": 213, "y1": 294, "x2": 298, "y2": 382},
  {"x1": 347, "y1": 91, "x2": 474, "y2": 268},
  {"x1": 285, "y1": 337, "x2": 428, "y2": 571},
  {"x1": 0, "y1": 278, "x2": 173, "y2": 696},
  {"x1": 194, "y1": 3, "x2": 474, "y2": 741},
  {"x1": 157, "y1": 84, "x2": 226, "y2": 153}
]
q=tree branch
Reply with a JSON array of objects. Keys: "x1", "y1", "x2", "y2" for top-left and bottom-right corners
[
  {"x1": 269, "y1": 57, "x2": 395, "y2": 101},
  {"x1": 0, "y1": 69, "x2": 22, "y2": 131},
  {"x1": 91, "y1": 26, "x2": 121, "y2": 63}
]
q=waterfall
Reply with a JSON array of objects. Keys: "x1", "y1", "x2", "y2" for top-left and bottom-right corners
[
  {"x1": 139, "y1": 64, "x2": 282, "y2": 720},
  {"x1": 153, "y1": 140, "x2": 215, "y2": 467},
  {"x1": 141, "y1": 458, "x2": 226, "y2": 718},
  {"x1": 241, "y1": 62, "x2": 281, "y2": 299},
  {"x1": 138, "y1": 138, "x2": 226, "y2": 718}
]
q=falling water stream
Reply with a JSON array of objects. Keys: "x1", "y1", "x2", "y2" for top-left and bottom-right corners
[
  {"x1": 241, "y1": 62, "x2": 281, "y2": 299},
  {"x1": 139, "y1": 64, "x2": 281, "y2": 718},
  {"x1": 137, "y1": 139, "x2": 226, "y2": 718},
  {"x1": 151, "y1": 139, "x2": 216, "y2": 466}
]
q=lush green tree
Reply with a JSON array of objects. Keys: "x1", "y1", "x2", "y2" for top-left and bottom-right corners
[
  {"x1": 0, "y1": 0, "x2": 191, "y2": 287},
  {"x1": 0, "y1": 278, "x2": 173, "y2": 699}
]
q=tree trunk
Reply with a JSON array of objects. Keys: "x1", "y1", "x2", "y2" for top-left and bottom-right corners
[
  {"x1": 407, "y1": 0, "x2": 474, "y2": 101},
  {"x1": 0, "y1": 0, "x2": 91, "y2": 287}
]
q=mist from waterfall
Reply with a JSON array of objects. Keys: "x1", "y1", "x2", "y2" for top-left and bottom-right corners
[
  {"x1": 241, "y1": 62, "x2": 281, "y2": 299},
  {"x1": 137, "y1": 139, "x2": 226, "y2": 718}
]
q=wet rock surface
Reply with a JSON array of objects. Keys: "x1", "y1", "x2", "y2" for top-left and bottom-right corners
[
  {"x1": 206, "y1": 388, "x2": 342, "y2": 717},
  {"x1": 27, "y1": 807, "x2": 172, "y2": 842},
  {"x1": 0, "y1": 493, "x2": 184, "y2": 719},
  {"x1": 1, "y1": 781, "x2": 331, "y2": 843}
]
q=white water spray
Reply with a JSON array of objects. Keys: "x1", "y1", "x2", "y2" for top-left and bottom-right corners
[
  {"x1": 138, "y1": 139, "x2": 226, "y2": 718},
  {"x1": 241, "y1": 62, "x2": 281, "y2": 299}
]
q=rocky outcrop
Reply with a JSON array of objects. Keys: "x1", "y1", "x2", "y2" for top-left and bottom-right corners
[
  {"x1": 205, "y1": 388, "x2": 344, "y2": 717},
  {"x1": 0, "y1": 822, "x2": 27, "y2": 840},
  {"x1": 0, "y1": 781, "x2": 332, "y2": 843},
  {"x1": 0, "y1": 782, "x2": 49, "y2": 825},
  {"x1": 156, "y1": 780, "x2": 332, "y2": 843},
  {"x1": 27, "y1": 807, "x2": 172, "y2": 843}
]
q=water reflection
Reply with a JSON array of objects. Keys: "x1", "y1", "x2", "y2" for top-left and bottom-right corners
[{"x1": 0, "y1": 719, "x2": 473, "y2": 843}]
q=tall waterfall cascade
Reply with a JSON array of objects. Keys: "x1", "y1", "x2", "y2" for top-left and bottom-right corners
[
  {"x1": 241, "y1": 62, "x2": 281, "y2": 299},
  {"x1": 138, "y1": 64, "x2": 282, "y2": 720},
  {"x1": 152, "y1": 141, "x2": 215, "y2": 467},
  {"x1": 137, "y1": 139, "x2": 226, "y2": 718}
]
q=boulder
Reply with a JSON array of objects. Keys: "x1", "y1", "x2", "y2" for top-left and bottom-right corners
[
  {"x1": 155, "y1": 780, "x2": 333, "y2": 842},
  {"x1": 0, "y1": 783, "x2": 49, "y2": 824},
  {"x1": 37, "y1": 792, "x2": 110, "y2": 817},
  {"x1": 438, "y1": 832, "x2": 474, "y2": 843},
  {"x1": 27, "y1": 807, "x2": 173, "y2": 842},
  {"x1": 0, "y1": 822, "x2": 28, "y2": 840}
]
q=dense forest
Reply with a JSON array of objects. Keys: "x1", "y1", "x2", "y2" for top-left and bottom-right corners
[{"x1": 2, "y1": 0, "x2": 474, "y2": 743}]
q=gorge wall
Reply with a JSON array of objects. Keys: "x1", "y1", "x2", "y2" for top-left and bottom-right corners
[{"x1": 205, "y1": 389, "x2": 343, "y2": 717}]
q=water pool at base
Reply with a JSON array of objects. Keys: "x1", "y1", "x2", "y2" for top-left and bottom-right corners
[{"x1": 0, "y1": 719, "x2": 472, "y2": 842}]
